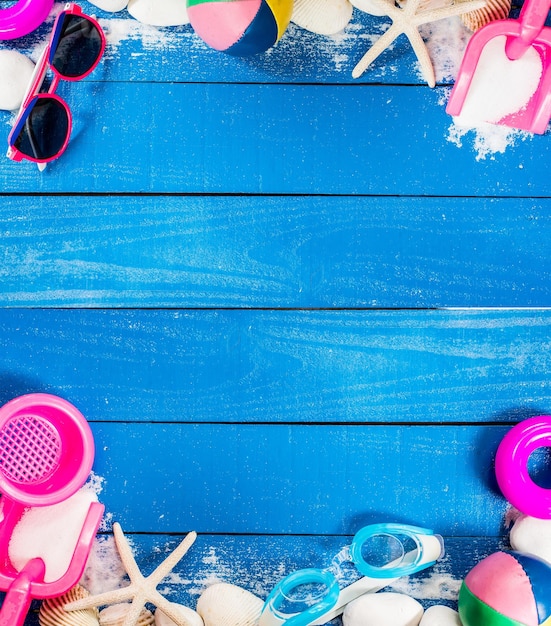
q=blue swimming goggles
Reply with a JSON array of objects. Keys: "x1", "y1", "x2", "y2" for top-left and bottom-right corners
[{"x1": 259, "y1": 523, "x2": 444, "y2": 626}]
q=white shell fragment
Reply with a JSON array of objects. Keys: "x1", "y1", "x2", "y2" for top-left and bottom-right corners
[
  {"x1": 0, "y1": 49, "x2": 35, "y2": 112},
  {"x1": 99, "y1": 604, "x2": 155, "y2": 626},
  {"x1": 419, "y1": 606, "x2": 461, "y2": 626},
  {"x1": 127, "y1": 0, "x2": 189, "y2": 26},
  {"x1": 39, "y1": 585, "x2": 99, "y2": 626},
  {"x1": 510, "y1": 514, "x2": 551, "y2": 564},
  {"x1": 343, "y1": 592, "x2": 424, "y2": 626},
  {"x1": 197, "y1": 583, "x2": 264, "y2": 626},
  {"x1": 155, "y1": 604, "x2": 204, "y2": 626},
  {"x1": 349, "y1": 0, "x2": 389, "y2": 16},
  {"x1": 87, "y1": 0, "x2": 129, "y2": 11},
  {"x1": 291, "y1": 0, "x2": 353, "y2": 34}
]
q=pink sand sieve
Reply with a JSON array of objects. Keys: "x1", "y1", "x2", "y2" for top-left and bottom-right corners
[{"x1": 0, "y1": 393, "x2": 95, "y2": 507}]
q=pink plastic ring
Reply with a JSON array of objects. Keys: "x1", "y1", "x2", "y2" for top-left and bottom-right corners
[
  {"x1": 495, "y1": 415, "x2": 551, "y2": 519},
  {"x1": 0, "y1": 0, "x2": 54, "y2": 40}
]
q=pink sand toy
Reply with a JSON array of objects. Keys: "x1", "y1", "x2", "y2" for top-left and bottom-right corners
[
  {"x1": 0, "y1": 393, "x2": 104, "y2": 626},
  {"x1": 0, "y1": 0, "x2": 54, "y2": 40},
  {"x1": 495, "y1": 415, "x2": 551, "y2": 519},
  {"x1": 447, "y1": 0, "x2": 551, "y2": 134}
]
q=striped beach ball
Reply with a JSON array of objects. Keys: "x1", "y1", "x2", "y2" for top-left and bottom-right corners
[
  {"x1": 186, "y1": 0, "x2": 293, "y2": 55},
  {"x1": 459, "y1": 551, "x2": 551, "y2": 626}
]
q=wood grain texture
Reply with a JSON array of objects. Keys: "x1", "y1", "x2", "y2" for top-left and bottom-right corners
[
  {"x1": 0, "y1": 196, "x2": 549, "y2": 307},
  {"x1": 0, "y1": 82, "x2": 549, "y2": 194},
  {"x1": 90, "y1": 422, "x2": 510, "y2": 535},
  {"x1": 0, "y1": 309, "x2": 549, "y2": 425}
]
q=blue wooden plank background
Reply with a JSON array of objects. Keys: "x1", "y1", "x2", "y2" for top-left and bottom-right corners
[{"x1": 0, "y1": 0, "x2": 549, "y2": 623}]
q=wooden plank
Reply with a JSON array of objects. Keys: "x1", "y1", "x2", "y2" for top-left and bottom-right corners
[
  {"x1": 89, "y1": 422, "x2": 510, "y2": 535},
  {"x1": 0, "y1": 83, "x2": 549, "y2": 195},
  {"x1": 1, "y1": 308, "x2": 549, "y2": 425},
  {"x1": 0, "y1": 196, "x2": 549, "y2": 308}
]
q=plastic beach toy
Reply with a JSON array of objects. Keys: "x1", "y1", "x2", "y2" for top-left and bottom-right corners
[
  {"x1": 446, "y1": 0, "x2": 551, "y2": 134},
  {"x1": 0, "y1": 393, "x2": 104, "y2": 626},
  {"x1": 495, "y1": 415, "x2": 551, "y2": 519},
  {"x1": 0, "y1": 0, "x2": 54, "y2": 40},
  {"x1": 259, "y1": 523, "x2": 444, "y2": 626}
]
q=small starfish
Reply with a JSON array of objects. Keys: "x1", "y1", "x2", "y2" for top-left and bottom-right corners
[
  {"x1": 64, "y1": 522, "x2": 197, "y2": 626},
  {"x1": 353, "y1": 0, "x2": 487, "y2": 86}
]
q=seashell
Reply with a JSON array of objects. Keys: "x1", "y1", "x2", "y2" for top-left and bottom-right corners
[
  {"x1": 39, "y1": 585, "x2": 99, "y2": 626},
  {"x1": 87, "y1": 0, "x2": 129, "y2": 11},
  {"x1": 197, "y1": 583, "x2": 264, "y2": 626},
  {"x1": 127, "y1": 0, "x2": 189, "y2": 26},
  {"x1": 510, "y1": 515, "x2": 551, "y2": 565},
  {"x1": 155, "y1": 603, "x2": 204, "y2": 626},
  {"x1": 460, "y1": 0, "x2": 511, "y2": 31},
  {"x1": 99, "y1": 604, "x2": 155, "y2": 626},
  {"x1": 349, "y1": 0, "x2": 389, "y2": 17},
  {"x1": 291, "y1": 0, "x2": 353, "y2": 34},
  {"x1": 0, "y1": 50, "x2": 35, "y2": 112},
  {"x1": 343, "y1": 592, "x2": 424, "y2": 626},
  {"x1": 419, "y1": 606, "x2": 461, "y2": 626}
]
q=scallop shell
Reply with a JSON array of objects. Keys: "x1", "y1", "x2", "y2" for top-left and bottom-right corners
[
  {"x1": 461, "y1": 0, "x2": 511, "y2": 31},
  {"x1": 39, "y1": 585, "x2": 99, "y2": 626},
  {"x1": 155, "y1": 603, "x2": 204, "y2": 626},
  {"x1": 291, "y1": 0, "x2": 353, "y2": 34},
  {"x1": 196, "y1": 583, "x2": 264, "y2": 626},
  {"x1": 99, "y1": 604, "x2": 155, "y2": 626}
]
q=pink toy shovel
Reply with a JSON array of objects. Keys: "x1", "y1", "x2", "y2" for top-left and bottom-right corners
[
  {"x1": 0, "y1": 394, "x2": 105, "y2": 626},
  {"x1": 447, "y1": 0, "x2": 551, "y2": 134}
]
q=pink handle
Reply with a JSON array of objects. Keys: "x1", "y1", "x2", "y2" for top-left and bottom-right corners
[
  {"x1": 0, "y1": 558, "x2": 45, "y2": 626},
  {"x1": 506, "y1": 0, "x2": 551, "y2": 59}
]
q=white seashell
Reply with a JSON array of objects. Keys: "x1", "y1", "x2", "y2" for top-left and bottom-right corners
[
  {"x1": 510, "y1": 514, "x2": 551, "y2": 565},
  {"x1": 343, "y1": 592, "x2": 424, "y2": 626},
  {"x1": 0, "y1": 50, "x2": 35, "y2": 112},
  {"x1": 99, "y1": 604, "x2": 155, "y2": 626},
  {"x1": 155, "y1": 603, "x2": 204, "y2": 626},
  {"x1": 461, "y1": 0, "x2": 511, "y2": 31},
  {"x1": 39, "y1": 585, "x2": 99, "y2": 626},
  {"x1": 127, "y1": 0, "x2": 189, "y2": 26},
  {"x1": 349, "y1": 0, "x2": 389, "y2": 16},
  {"x1": 291, "y1": 0, "x2": 353, "y2": 34},
  {"x1": 419, "y1": 606, "x2": 461, "y2": 626},
  {"x1": 197, "y1": 583, "x2": 264, "y2": 626},
  {"x1": 87, "y1": 0, "x2": 129, "y2": 11}
]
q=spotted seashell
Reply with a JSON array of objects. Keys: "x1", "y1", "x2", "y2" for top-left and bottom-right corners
[
  {"x1": 39, "y1": 585, "x2": 99, "y2": 626},
  {"x1": 99, "y1": 604, "x2": 155, "y2": 626},
  {"x1": 461, "y1": 0, "x2": 511, "y2": 31},
  {"x1": 197, "y1": 583, "x2": 264, "y2": 626}
]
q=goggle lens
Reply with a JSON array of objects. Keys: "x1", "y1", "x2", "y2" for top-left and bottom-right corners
[
  {"x1": 50, "y1": 13, "x2": 104, "y2": 78},
  {"x1": 13, "y1": 97, "x2": 69, "y2": 161}
]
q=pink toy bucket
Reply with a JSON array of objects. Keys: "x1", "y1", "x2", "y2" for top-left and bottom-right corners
[{"x1": 0, "y1": 393, "x2": 95, "y2": 507}]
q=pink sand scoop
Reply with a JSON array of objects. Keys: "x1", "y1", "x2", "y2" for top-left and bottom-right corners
[
  {"x1": 447, "y1": 0, "x2": 551, "y2": 134},
  {"x1": 0, "y1": 393, "x2": 104, "y2": 626}
]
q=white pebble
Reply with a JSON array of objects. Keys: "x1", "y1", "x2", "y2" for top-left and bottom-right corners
[
  {"x1": 0, "y1": 50, "x2": 35, "y2": 111},
  {"x1": 156, "y1": 604, "x2": 204, "y2": 626},
  {"x1": 419, "y1": 606, "x2": 461, "y2": 626},
  {"x1": 343, "y1": 592, "x2": 424, "y2": 626},
  {"x1": 127, "y1": 0, "x2": 189, "y2": 25},
  {"x1": 510, "y1": 515, "x2": 551, "y2": 564},
  {"x1": 87, "y1": 0, "x2": 129, "y2": 11}
]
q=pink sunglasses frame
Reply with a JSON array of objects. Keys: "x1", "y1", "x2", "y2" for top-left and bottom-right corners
[{"x1": 6, "y1": 3, "x2": 106, "y2": 167}]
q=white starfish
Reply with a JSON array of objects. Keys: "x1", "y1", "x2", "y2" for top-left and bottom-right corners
[
  {"x1": 64, "y1": 522, "x2": 197, "y2": 626},
  {"x1": 353, "y1": 0, "x2": 487, "y2": 86}
]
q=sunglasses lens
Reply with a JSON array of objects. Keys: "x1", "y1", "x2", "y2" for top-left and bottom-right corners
[
  {"x1": 12, "y1": 98, "x2": 69, "y2": 161},
  {"x1": 51, "y1": 14, "x2": 103, "y2": 78}
]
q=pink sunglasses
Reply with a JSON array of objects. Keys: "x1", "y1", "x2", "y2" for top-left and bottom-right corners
[{"x1": 6, "y1": 3, "x2": 106, "y2": 169}]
